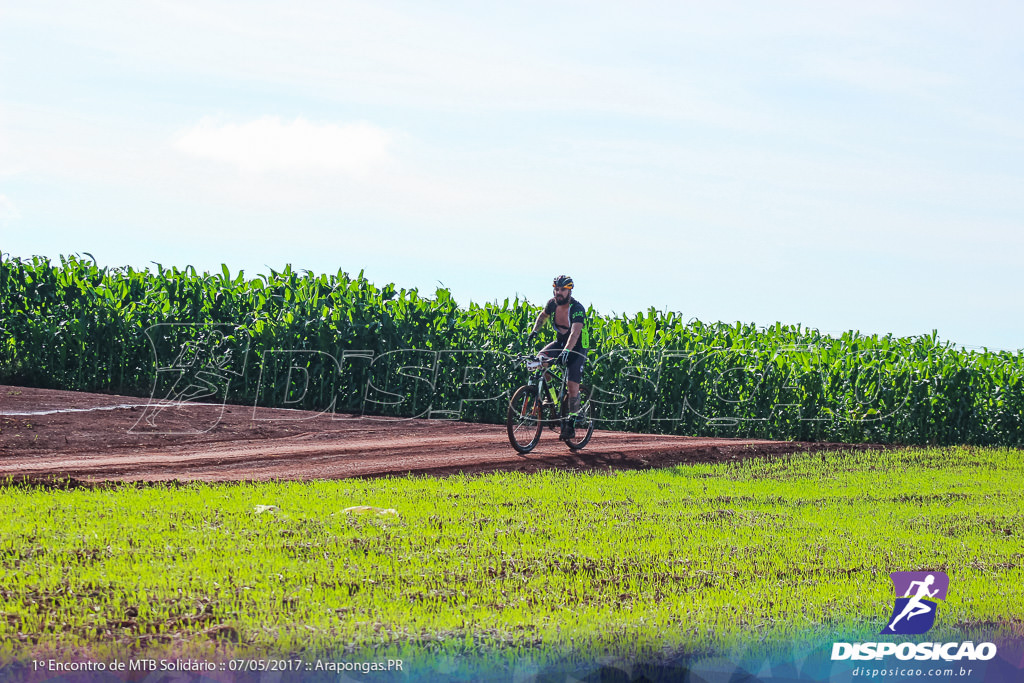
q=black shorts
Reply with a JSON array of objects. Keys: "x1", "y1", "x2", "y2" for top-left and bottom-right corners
[{"x1": 540, "y1": 342, "x2": 586, "y2": 383}]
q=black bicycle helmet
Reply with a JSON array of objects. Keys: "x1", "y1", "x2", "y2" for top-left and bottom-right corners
[{"x1": 553, "y1": 274, "x2": 574, "y2": 289}]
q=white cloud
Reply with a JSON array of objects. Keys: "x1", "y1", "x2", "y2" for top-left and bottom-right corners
[{"x1": 174, "y1": 116, "x2": 393, "y2": 176}]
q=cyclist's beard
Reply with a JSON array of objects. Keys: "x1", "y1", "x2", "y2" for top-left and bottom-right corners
[{"x1": 555, "y1": 293, "x2": 569, "y2": 304}]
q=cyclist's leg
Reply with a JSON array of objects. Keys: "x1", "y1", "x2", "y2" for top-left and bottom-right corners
[
  {"x1": 538, "y1": 340, "x2": 562, "y2": 361},
  {"x1": 539, "y1": 340, "x2": 563, "y2": 383},
  {"x1": 566, "y1": 350, "x2": 585, "y2": 413}
]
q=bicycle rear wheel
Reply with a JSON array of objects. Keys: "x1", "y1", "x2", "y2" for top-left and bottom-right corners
[
  {"x1": 563, "y1": 385, "x2": 595, "y2": 451},
  {"x1": 507, "y1": 384, "x2": 543, "y2": 453}
]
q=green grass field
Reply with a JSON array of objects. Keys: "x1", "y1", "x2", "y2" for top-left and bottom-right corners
[{"x1": 1, "y1": 447, "x2": 1022, "y2": 670}]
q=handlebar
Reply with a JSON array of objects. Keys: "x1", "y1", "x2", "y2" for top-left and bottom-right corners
[{"x1": 514, "y1": 353, "x2": 563, "y2": 370}]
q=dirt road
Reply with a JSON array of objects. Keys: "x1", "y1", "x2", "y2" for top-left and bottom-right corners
[{"x1": 0, "y1": 385, "x2": 875, "y2": 484}]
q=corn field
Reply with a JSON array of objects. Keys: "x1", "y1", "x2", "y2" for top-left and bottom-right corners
[{"x1": 1, "y1": 253, "x2": 1022, "y2": 445}]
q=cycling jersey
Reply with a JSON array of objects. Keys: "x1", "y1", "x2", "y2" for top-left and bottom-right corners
[{"x1": 544, "y1": 297, "x2": 589, "y2": 353}]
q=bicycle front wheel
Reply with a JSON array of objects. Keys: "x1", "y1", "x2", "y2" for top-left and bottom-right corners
[
  {"x1": 564, "y1": 385, "x2": 595, "y2": 451},
  {"x1": 507, "y1": 384, "x2": 543, "y2": 453}
]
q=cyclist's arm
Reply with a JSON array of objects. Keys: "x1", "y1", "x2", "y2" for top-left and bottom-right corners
[
  {"x1": 530, "y1": 311, "x2": 549, "y2": 334},
  {"x1": 565, "y1": 322, "x2": 583, "y2": 350}
]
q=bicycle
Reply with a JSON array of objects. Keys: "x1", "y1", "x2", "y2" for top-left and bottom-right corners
[{"x1": 506, "y1": 350, "x2": 594, "y2": 453}]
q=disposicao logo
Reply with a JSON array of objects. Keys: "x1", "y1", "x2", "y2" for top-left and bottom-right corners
[
  {"x1": 883, "y1": 571, "x2": 949, "y2": 635},
  {"x1": 831, "y1": 571, "x2": 998, "y2": 662}
]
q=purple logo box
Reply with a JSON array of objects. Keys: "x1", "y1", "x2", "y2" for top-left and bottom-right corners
[{"x1": 890, "y1": 571, "x2": 949, "y2": 601}]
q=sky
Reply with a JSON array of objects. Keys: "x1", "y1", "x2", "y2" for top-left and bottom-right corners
[{"x1": 1, "y1": 1, "x2": 1022, "y2": 350}]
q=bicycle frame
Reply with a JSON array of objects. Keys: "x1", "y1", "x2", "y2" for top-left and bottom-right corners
[
  {"x1": 516, "y1": 355, "x2": 570, "y2": 421},
  {"x1": 507, "y1": 349, "x2": 595, "y2": 453}
]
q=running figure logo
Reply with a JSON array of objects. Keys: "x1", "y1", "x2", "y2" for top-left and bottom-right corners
[
  {"x1": 131, "y1": 324, "x2": 249, "y2": 435},
  {"x1": 142, "y1": 330, "x2": 233, "y2": 427},
  {"x1": 883, "y1": 571, "x2": 949, "y2": 635}
]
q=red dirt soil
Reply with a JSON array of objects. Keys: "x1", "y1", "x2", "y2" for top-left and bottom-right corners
[{"x1": 0, "y1": 385, "x2": 877, "y2": 484}]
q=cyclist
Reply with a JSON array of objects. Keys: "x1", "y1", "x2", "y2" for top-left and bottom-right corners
[{"x1": 525, "y1": 275, "x2": 589, "y2": 440}]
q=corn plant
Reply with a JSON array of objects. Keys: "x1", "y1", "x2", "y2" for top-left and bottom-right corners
[{"x1": 1, "y1": 253, "x2": 1022, "y2": 446}]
